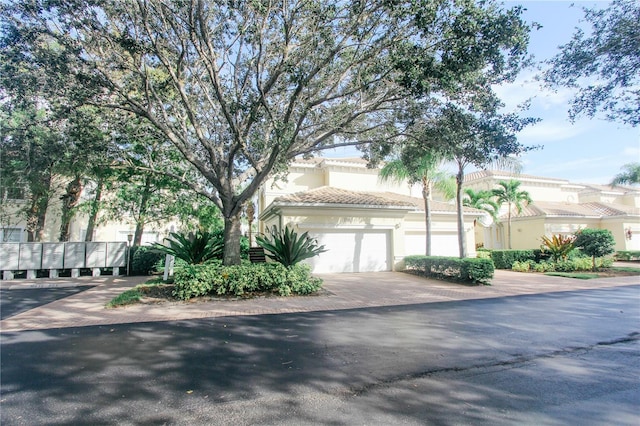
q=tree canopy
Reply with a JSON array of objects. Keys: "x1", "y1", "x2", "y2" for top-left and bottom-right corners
[
  {"x1": 1, "y1": 0, "x2": 535, "y2": 262},
  {"x1": 544, "y1": 0, "x2": 640, "y2": 126},
  {"x1": 611, "y1": 162, "x2": 640, "y2": 186}
]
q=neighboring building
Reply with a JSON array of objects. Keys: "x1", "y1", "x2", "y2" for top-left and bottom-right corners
[
  {"x1": 464, "y1": 170, "x2": 640, "y2": 251},
  {"x1": 0, "y1": 178, "x2": 170, "y2": 245},
  {"x1": 258, "y1": 158, "x2": 483, "y2": 273}
]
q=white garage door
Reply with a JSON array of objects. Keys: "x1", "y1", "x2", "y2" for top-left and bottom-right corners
[
  {"x1": 304, "y1": 230, "x2": 391, "y2": 273},
  {"x1": 405, "y1": 231, "x2": 459, "y2": 257}
]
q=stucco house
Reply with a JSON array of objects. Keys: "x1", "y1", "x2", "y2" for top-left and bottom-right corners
[
  {"x1": 464, "y1": 170, "x2": 640, "y2": 251},
  {"x1": 0, "y1": 176, "x2": 171, "y2": 245},
  {"x1": 258, "y1": 158, "x2": 483, "y2": 273}
]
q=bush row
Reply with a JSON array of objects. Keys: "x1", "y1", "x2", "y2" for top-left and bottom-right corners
[
  {"x1": 173, "y1": 262, "x2": 322, "y2": 300},
  {"x1": 615, "y1": 251, "x2": 640, "y2": 261},
  {"x1": 404, "y1": 255, "x2": 494, "y2": 285},
  {"x1": 512, "y1": 257, "x2": 613, "y2": 273},
  {"x1": 489, "y1": 250, "x2": 554, "y2": 269}
]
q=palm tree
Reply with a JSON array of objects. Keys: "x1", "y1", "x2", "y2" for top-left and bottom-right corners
[
  {"x1": 611, "y1": 162, "x2": 640, "y2": 186},
  {"x1": 492, "y1": 180, "x2": 532, "y2": 249},
  {"x1": 380, "y1": 153, "x2": 455, "y2": 256},
  {"x1": 463, "y1": 189, "x2": 499, "y2": 223}
]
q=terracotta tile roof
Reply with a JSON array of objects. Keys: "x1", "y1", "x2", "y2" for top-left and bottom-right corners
[
  {"x1": 380, "y1": 192, "x2": 482, "y2": 214},
  {"x1": 272, "y1": 187, "x2": 484, "y2": 214},
  {"x1": 464, "y1": 170, "x2": 568, "y2": 184},
  {"x1": 512, "y1": 201, "x2": 640, "y2": 218},
  {"x1": 577, "y1": 183, "x2": 640, "y2": 194},
  {"x1": 273, "y1": 187, "x2": 416, "y2": 208}
]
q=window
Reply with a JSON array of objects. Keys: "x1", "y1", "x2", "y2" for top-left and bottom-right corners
[
  {"x1": 1, "y1": 227, "x2": 24, "y2": 242},
  {"x1": 1, "y1": 186, "x2": 27, "y2": 203}
]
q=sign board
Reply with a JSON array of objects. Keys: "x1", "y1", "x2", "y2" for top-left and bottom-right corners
[
  {"x1": 42, "y1": 243, "x2": 65, "y2": 269},
  {"x1": 0, "y1": 243, "x2": 20, "y2": 270},
  {"x1": 85, "y1": 242, "x2": 107, "y2": 268},
  {"x1": 19, "y1": 243, "x2": 42, "y2": 270},
  {"x1": 64, "y1": 242, "x2": 86, "y2": 269},
  {"x1": 106, "y1": 242, "x2": 127, "y2": 267}
]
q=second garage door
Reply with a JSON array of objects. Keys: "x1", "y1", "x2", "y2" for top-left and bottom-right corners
[{"x1": 304, "y1": 230, "x2": 391, "y2": 273}]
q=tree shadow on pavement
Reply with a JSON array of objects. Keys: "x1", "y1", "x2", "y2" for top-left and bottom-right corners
[
  {"x1": 1, "y1": 286, "x2": 638, "y2": 425},
  {"x1": 0, "y1": 286, "x2": 95, "y2": 320}
]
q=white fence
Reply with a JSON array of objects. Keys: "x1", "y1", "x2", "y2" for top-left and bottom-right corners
[{"x1": 0, "y1": 242, "x2": 128, "y2": 280}]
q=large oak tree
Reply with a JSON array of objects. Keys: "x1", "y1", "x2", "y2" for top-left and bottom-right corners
[{"x1": 2, "y1": 0, "x2": 534, "y2": 263}]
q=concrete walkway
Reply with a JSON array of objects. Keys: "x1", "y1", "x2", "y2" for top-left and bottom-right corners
[{"x1": 0, "y1": 270, "x2": 638, "y2": 333}]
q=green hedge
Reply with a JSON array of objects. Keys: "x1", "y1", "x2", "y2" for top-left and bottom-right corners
[
  {"x1": 404, "y1": 255, "x2": 494, "y2": 285},
  {"x1": 130, "y1": 246, "x2": 165, "y2": 275},
  {"x1": 512, "y1": 256, "x2": 614, "y2": 273},
  {"x1": 490, "y1": 250, "x2": 536, "y2": 269},
  {"x1": 615, "y1": 251, "x2": 640, "y2": 261},
  {"x1": 173, "y1": 262, "x2": 322, "y2": 300}
]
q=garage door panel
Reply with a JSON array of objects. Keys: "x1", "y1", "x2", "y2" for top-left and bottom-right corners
[
  {"x1": 405, "y1": 232, "x2": 458, "y2": 257},
  {"x1": 305, "y1": 230, "x2": 390, "y2": 273}
]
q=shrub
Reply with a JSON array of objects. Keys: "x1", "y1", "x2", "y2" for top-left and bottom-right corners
[
  {"x1": 540, "y1": 234, "x2": 576, "y2": 262},
  {"x1": 256, "y1": 225, "x2": 327, "y2": 266},
  {"x1": 172, "y1": 262, "x2": 322, "y2": 300},
  {"x1": 511, "y1": 260, "x2": 533, "y2": 272},
  {"x1": 130, "y1": 246, "x2": 165, "y2": 275},
  {"x1": 476, "y1": 249, "x2": 492, "y2": 259},
  {"x1": 574, "y1": 228, "x2": 616, "y2": 270},
  {"x1": 614, "y1": 250, "x2": 640, "y2": 261},
  {"x1": 490, "y1": 250, "x2": 535, "y2": 269},
  {"x1": 151, "y1": 230, "x2": 223, "y2": 264},
  {"x1": 404, "y1": 255, "x2": 494, "y2": 285},
  {"x1": 513, "y1": 256, "x2": 613, "y2": 274}
]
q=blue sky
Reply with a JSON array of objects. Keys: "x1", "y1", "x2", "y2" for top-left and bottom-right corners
[
  {"x1": 328, "y1": 1, "x2": 639, "y2": 185},
  {"x1": 497, "y1": 0, "x2": 639, "y2": 184}
]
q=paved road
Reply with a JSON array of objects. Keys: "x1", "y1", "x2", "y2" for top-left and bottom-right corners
[
  {"x1": 1, "y1": 285, "x2": 639, "y2": 425},
  {"x1": 0, "y1": 286, "x2": 94, "y2": 320}
]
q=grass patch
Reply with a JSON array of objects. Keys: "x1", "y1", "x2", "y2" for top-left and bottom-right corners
[
  {"x1": 611, "y1": 266, "x2": 640, "y2": 274},
  {"x1": 545, "y1": 272, "x2": 600, "y2": 279},
  {"x1": 106, "y1": 280, "x2": 173, "y2": 308}
]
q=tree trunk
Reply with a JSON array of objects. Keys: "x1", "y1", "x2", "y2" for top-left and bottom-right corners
[
  {"x1": 222, "y1": 213, "x2": 242, "y2": 265},
  {"x1": 456, "y1": 169, "x2": 466, "y2": 259},
  {"x1": 84, "y1": 177, "x2": 104, "y2": 242},
  {"x1": 422, "y1": 177, "x2": 432, "y2": 256},
  {"x1": 26, "y1": 176, "x2": 52, "y2": 242},
  {"x1": 507, "y1": 202, "x2": 512, "y2": 249},
  {"x1": 133, "y1": 175, "x2": 152, "y2": 246},
  {"x1": 59, "y1": 176, "x2": 83, "y2": 242}
]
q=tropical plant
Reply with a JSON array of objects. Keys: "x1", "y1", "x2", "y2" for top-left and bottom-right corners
[
  {"x1": 540, "y1": 234, "x2": 576, "y2": 262},
  {"x1": 151, "y1": 230, "x2": 223, "y2": 265},
  {"x1": 611, "y1": 162, "x2": 640, "y2": 186},
  {"x1": 379, "y1": 152, "x2": 455, "y2": 256},
  {"x1": 492, "y1": 180, "x2": 533, "y2": 249},
  {"x1": 463, "y1": 189, "x2": 500, "y2": 223},
  {"x1": 574, "y1": 228, "x2": 616, "y2": 270},
  {"x1": 256, "y1": 226, "x2": 327, "y2": 267}
]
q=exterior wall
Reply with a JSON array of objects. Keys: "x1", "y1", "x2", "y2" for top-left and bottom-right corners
[
  {"x1": 620, "y1": 194, "x2": 640, "y2": 207},
  {"x1": 601, "y1": 218, "x2": 640, "y2": 251},
  {"x1": 401, "y1": 212, "x2": 475, "y2": 257},
  {"x1": 497, "y1": 217, "x2": 546, "y2": 250},
  {"x1": 261, "y1": 165, "x2": 326, "y2": 208}
]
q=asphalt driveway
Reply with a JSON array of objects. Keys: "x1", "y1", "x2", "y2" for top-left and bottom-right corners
[{"x1": 1, "y1": 285, "x2": 638, "y2": 425}]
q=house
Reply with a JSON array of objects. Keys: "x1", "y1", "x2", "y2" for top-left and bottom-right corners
[
  {"x1": 0, "y1": 177, "x2": 170, "y2": 245},
  {"x1": 258, "y1": 158, "x2": 483, "y2": 273},
  {"x1": 464, "y1": 170, "x2": 640, "y2": 251}
]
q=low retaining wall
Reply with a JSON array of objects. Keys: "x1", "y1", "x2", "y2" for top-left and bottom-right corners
[{"x1": 0, "y1": 242, "x2": 128, "y2": 280}]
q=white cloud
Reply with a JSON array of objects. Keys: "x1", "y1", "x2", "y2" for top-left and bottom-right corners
[{"x1": 518, "y1": 119, "x2": 588, "y2": 143}]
